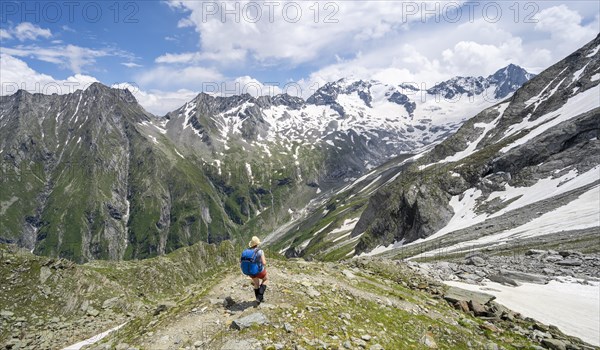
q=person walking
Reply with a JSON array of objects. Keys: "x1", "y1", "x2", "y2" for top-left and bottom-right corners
[{"x1": 240, "y1": 236, "x2": 269, "y2": 303}]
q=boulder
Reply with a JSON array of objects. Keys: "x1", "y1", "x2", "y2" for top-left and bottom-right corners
[
  {"x1": 526, "y1": 249, "x2": 547, "y2": 256},
  {"x1": 444, "y1": 286, "x2": 495, "y2": 305},
  {"x1": 0, "y1": 310, "x2": 14, "y2": 319},
  {"x1": 488, "y1": 274, "x2": 520, "y2": 286},
  {"x1": 342, "y1": 269, "x2": 357, "y2": 279},
  {"x1": 555, "y1": 259, "x2": 582, "y2": 267},
  {"x1": 454, "y1": 300, "x2": 470, "y2": 313},
  {"x1": 468, "y1": 300, "x2": 488, "y2": 317},
  {"x1": 544, "y1": 255, "x2": 564, "y2": 263},
  {"x1": 102, "y1": 297, "x2": 120, "y2": 309},
  {"x1": 87, "y1": 308, "x2": 100, "y2": 317},
  {"x1": 306, "y1": 287, "x2": 321, "y2": 298},
  {"x1": 541, "y1": 338, "x2": 567, "y2": 350},
  {"x1": 466, "y1": 256, "x2": 486, "y2": 267},
  {"x1": 498, "y1": 270, "x2": 547, "y2": 284},
  {"x1": 480, "y1": 321, "x2": 500, "y2": 332},
  {"x1": 419, "y1": 332, "x2": 438, "y2": 348},
  {"x1": 230, "y1": 312, "x2": 269, "y2": 330}
]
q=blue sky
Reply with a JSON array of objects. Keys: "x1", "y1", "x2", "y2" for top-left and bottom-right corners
[{"x1": 1, "y1": 1, "x2": 598, "y2": 114}]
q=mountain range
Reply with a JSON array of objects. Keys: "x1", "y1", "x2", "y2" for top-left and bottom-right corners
[
  {"x1": 0, "y1": 58, "x2": 549, "y2": 263},
  {"x1": 266, "y1": 34, "x2": 600, "y2": 261}
]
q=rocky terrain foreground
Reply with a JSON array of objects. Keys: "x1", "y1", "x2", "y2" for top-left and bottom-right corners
[{"x1": 2, "y1": 243, "x2": 598, "y2": 350}]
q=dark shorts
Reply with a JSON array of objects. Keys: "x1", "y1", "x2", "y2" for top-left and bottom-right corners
[{"x1": 251, "y1": 268, "x2": 267, "y2": 279}]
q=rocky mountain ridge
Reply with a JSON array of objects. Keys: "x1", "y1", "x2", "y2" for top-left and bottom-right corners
[
  {"x1": 0, "y1": 64, "x2": 533, "y2": 262},
  {"x1": 263, "y1": 35, "x2": 599, "y2": 262},
  {"x1": 351, "y1": 35, "x2": 600, "y2": 257}
]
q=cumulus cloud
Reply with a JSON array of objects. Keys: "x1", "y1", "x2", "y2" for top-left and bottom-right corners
[
  {"x1": 0, "y1": 54, "x2": 98, "y2": 95},
  {"x1": 0, "y1": 54, "x2": 195, "y2": 115},
  {"x1": 231, "y1": 76, "x2": 282, "y2": 96},
  {"x1": 534, "y1": 5, "x2": 598, "y2": 50},
  {"x1": 164, "y1": 0, "x2": 463, "y2": 66},
  {"x1": 112, "y1": 82, "x2": 199, "y2": 115}
]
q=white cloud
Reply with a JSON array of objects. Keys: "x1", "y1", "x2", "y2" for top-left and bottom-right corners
[
  {"x1": 0, "y1": 54, "x2": 98, "y2": 95},
  {"x1": 122, "y1": 62, "x2": 143, "y2": 68},
  {"x1": 534, "y1": 5, "x2": 598, "y2": 49},
  {"x1": 155, "y1": 52, "x2": 201, "y2": 64},
  {"x1": 441, "y1": 39, "x2": 521, "y2": 76},
  {"x1": 2, "y1": 44, "x2": 129, "y2": 74},
  {"x1": 112, "y1": 83, "x2": 198, "y2": 115},
  {"x1": 12, "y1": 22, "x2": 52, "y2": 41},
  {"x1": 156, "y1": 1, "x2": 596, "y2": 93},
  {"x1": 0, "y1": 22, "x2": 52, "y2": 42},
  {"x1": 177, "y1": 17, "x2": 196, "y2": 28},
  {"x1": 1, "y1": 22, "x2": 53, "y2": 42},
  {"x1": 135, "y1": 65, "x2": 225, "y2": 90},
  {"x1": 166, "y1": 0, "x2": 463, "y2": 66},
  {"x1": 232, "y1": 76, "x2": 282, "y2": 96},
  {"x1": 0, "y1": 53, "x2": 194, "y2": 115},
  {"x1": 0, "y1": 29, "x2": 12, "y2": 40}
]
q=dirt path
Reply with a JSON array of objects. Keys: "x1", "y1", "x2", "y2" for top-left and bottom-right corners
[
  {"x1": 133, "y1": 260, "x2": 424, "y2": 349},
  {"x1": 135, "y1": 263, "x2": 296, "y2": 349}
]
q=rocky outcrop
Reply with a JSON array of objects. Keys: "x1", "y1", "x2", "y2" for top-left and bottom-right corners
[{"x1": 0, "y1": 84, "x2": 236, "y2": 262}]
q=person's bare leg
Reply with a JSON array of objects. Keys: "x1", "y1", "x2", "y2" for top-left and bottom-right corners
[{"x1": 261, "y1": 274, "x2": 269, "y2": 286}]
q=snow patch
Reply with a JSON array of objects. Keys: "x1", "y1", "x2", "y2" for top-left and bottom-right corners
[
  {"x1": 502, "y1": 85, "x2": 600, "y2": 152},
  {"x1": 174, "y1": 148, "x2": 184, "y2": 158},
  {"x1": 438, "y1": 102, "x2": 508, "y2": 164},
  {"x1": 70, "y1": 93, "x2": 83, "y2": 124},
  {"x1": 245, "y1": 163, "x2": 254, "y2": 183},
  {"x1": 329, "y1": 218, "x2": 360, "y2": 237},
  {"x1": 414, "y1": 184, "x2": 600, "y2": 259},
  {"x1": 444, "y1": 280, "x2": 600, "y2": 346},
  {"x1": 429, "y1": 188, "x2": 484, "y2": 240},
  {"x1": 586, "y1": 44, "x2": 600, "y2": 58},
  {"x1": 213, "y1": 160, "x2": 221, "y2": 175},
  {"x1": 571, "y1": 62, "x2": 590, "y2": 84},
  {"x1": 63, "y1": 323, "x2": 127, "y2": 350}
]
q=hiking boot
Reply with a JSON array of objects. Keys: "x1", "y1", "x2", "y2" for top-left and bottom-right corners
[
  {"x1": 254, "y1": 288, "x2": 260, "y2": 302},
  {"x1": 258, "y1": 285, "x2": 267, "y2": 302}
]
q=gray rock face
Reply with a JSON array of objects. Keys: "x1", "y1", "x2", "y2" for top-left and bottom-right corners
[
  {"x1": 230, "y1": 312, "x2": 269, "y2": 330},
  {"x1": 541, "y1": 338, "x2": 567, "y2": 350},
  {"x1": 443, "y1": 286, "x2": 495, "y2": 305}
]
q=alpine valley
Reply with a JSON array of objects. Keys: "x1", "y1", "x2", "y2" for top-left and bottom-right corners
[
  {"x1": 0, "y1": 59, "x2": 533, "y2": 262},
  {"x1": 1, "y1": 31, "x2": 599, "y2": 350}
]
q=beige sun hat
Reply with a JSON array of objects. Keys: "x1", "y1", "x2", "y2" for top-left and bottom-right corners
[{"x1": 249, "y1": 236, "x2": 261, "y2": 247}]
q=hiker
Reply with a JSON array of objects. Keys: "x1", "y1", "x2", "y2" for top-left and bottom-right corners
[{"x1": 240, "y1": 236, "x2": 269, "y2": 303}]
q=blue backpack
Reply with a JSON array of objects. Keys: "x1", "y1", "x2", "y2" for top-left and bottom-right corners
[{"x1": 240, "y1": 248, "x2": 263, "y2": 276}]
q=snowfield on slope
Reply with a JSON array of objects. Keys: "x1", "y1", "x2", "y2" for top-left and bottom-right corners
[
  {"x1": 444, "y1": 279, "x2": 600, "y2": 346},
  {"x1": 407, "y1": 165, "x2": 600, "y2": 249}
]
